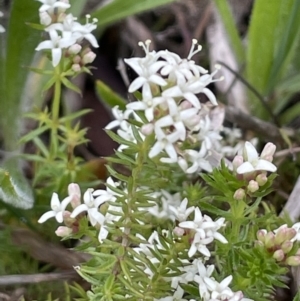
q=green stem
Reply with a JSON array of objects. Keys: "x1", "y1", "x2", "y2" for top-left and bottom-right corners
[{"x1": 50, "y1": 68, "x2": 62, "y2": 158}]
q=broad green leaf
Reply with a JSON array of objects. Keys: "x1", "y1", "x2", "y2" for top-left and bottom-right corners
[
  {"x1": 96, "y1": 80, "x2": 127, "y2": 110},
  {"x1": 267, "y1": 0, "x2": 300, "y2": 93},
  {"x1": 246, "y1": 0, "x2": 295, "y2": 117},
  {"x1": 92, "y1": 0, "x2": 176, "y2": 28},
  {"x1": 279, "y1": 102, "x2": 300, "y2": 125},
  {"x1": 69, "y1": 0, "x2": 88, "y2": 17},
  {"x1": 0, "y1": 0, "x2": 40, "y2": 150},
  {"x1": 0, "y1": 162, "x2": 34, "y2": 209},
  {"x1": 213, "y1": 0, "x2": 245, "y2": 64}
]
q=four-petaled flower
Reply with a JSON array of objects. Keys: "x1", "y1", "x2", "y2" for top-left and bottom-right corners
[
  {"x1": 237, "y1": 141, "x2": 277, "y2": 174},
  {"x1": 38, "y1": 192, "x2": 71, "y2": 223}
]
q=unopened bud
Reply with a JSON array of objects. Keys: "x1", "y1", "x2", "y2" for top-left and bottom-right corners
[
  {"x1": 63, "y1": 211, "x2": 76, "y2": 227},
  {"x1": 247, "y1": 180, "x2": 259, "y2": 193},
  {"x1": 82, "y1": 51, "x2": 96, "y2": 64},
  {"x1": 68, "y1": 44, "x2": 82, "y2": 55},
  {"x1": 273, "y1": 249, "x2": 285, "y2": 261},
  {"x1": 233, "y1": 188, "x2": 245, "y2": 200},
  {"x1": 55, "y1": 226, "x2": 72, "y2": 237},
  {"x1": 39, "y1": 11, "x2": 52, "y2": 26},
  {"x1": 265, "y1": 231, "x2": 276, "y2": 249},
  {"x1": 232, "y1": 155, "x2": 243, "y2": 172},
  {"x1": 73, "y1": 55, "x2": 81, "y2": 64},
  {"x1": 286, "y1": 255, "x2": 300, "y2": 266},
  {"x1": 257, "y1": 229, "x2": 267, "y2": 242},
  {"x1": 68, "y1": 183, "x2": 81, "y2": 208},
  {"x1": 180, "y1": 100, "x2": 193, "y2": 110},
  {"x1": 72, "y1": 64, "x2": 81, "y2": 73},
  {"x1": 261, "y1": 142, "x2": 276, "y2": 161},
  {"x1": 173, "y1": 227, "x2": 185, "y2": 237},
  {"x1": 281, "y1": 240, "x2": 293, "y2": 253},
  {"x1": 256, "y1": 173, "x2": 268, "y2": 186},
  {"x1": 140, "y1": 123, "x2": 154, "y2": 135}
]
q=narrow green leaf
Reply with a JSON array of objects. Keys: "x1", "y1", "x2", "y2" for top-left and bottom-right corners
[
  {"x1": 61, "y1": 77, "x2": 82, "y2": 95},
  {"x1": 19, "y1": 125, "x2": 49, "y2": 143},
  {"x1": 0, "y1": 0, "x2": 40, "y2": 150},
  {"x1": 92, "y1": 0, "x2": 176, "y2": 28},
  {"x1": 213, "y1": 0, "x2": 245, "y2": 64},
  {"x1": 95, "y1": 80, "x2": 127, "y2": 109},
  {"x1": 279, "y1": 102, "x2": 300, "y2": 125},
  {"x1": 104, "y1": 274, "x2": 115, "y2": 294}
]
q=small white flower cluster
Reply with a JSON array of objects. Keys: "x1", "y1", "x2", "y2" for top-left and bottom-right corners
[
  {"x1": 0, "y1": 11, "x2": 5, "y2": 33},
  {"x1": 107, "y1": 39, "x2": 224, "y2": 174},
  {"x1": 36, "y1": 0, "x2": 99, "y2": 68},
  {"x1": 232, "y1": 141, "x2": 277, "y2": 199}
]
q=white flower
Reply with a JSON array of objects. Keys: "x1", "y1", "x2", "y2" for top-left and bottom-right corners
[
  {"x1": 124, "y1": 40, "x2": 167, "y2": 96},
  {"x1": 105, "y1": 106, "x2": 132, "y2": 130},
  {"x1": 179, "y1": 207, "x2": 227, "y2": 257},
  {"x1": 169, "y1": 198, "x2": 195, "y2": 222},
  {"x1": 185, "y1": 145, "x2": 212, "y2": 173},
  {"x1": 35, "y1": 30, "x2": 75, "y2": 67},
  {"x1": 149, "y1": 127, "x2": 181, "y2": 163},
  {"x1": 236, "y1": 141, "x2": 277, "y2": 174},
  {"x1": 194, "y1": 261, "x2": 215, "y2": 299},
  {"x1": 93, "y1": 177, "x2": 122, "y2": 204},
  {"x1": 204, "y1": 275, "x2": 234, "y2": 300},
  {"x1": 70, "y1": 188, "x2": 106, "y2": 226},
  {"x1": 37, "y1": 0, "x2": 70, "y2": 14},
  {"x1": 38, "y1": 192, "x2": 71, "y2": 223}
]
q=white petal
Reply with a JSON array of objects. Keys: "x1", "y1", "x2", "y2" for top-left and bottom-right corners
[
  {"x1": 148, "y1": 74, "x2": 167, "y2": 86},
  {"x1": 202, "y1": 88, "x2": 217, "y2": 106},
  {"x1": 36, "y1": 40, "x2": 54, "y2": 51},
  {"x1": 51, "y1": 48, "x2": 62, "y2": 67},
  {"x1": 98, "y1": 226, "x2": 109, "y2": 243},
  {"x1": 255, "y1": 159, "x2": 277, "y2": 172},
  {"x1": 149, "y1": 141, "x2": 163, "y2": 158},
  {"x1": 126, "y1": 101, "x2": 147, "y2": 111},
  {"x1": 183, "y1": 92, "x2": 201, "y2": 109},
  {"x1": 128, "y1": 77, "x2": 146, "y2": 93},
  {"x1": 83, "y1": 33, "x2": 99, "y2": 48},
  {"x1": 70, "y1": 204, "x2": 88, "y2": 218},
  {"x1": 55, "y1": 211, "x2": 64, "y2": 223},
  {"x1": 236, "y1": 162, "x2": 255, "y2": 174},
  {"x1": 38, "y1": 211, "x2": 56, "y2": 223},
  {"x1": 50, "y1": 193, "x2": 60, "y2": 209},
  {"x1": 244, "y1": 141, "x2": 258, "y2": 162}
]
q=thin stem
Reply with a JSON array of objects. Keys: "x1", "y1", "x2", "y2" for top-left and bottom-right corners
[{"x1": 50, "y1": 67, "x2": 62, "y2": 158}]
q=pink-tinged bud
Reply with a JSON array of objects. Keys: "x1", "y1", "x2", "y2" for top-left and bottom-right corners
[
  {"x1": 173, "y1": 227, "x2": 185, "y2": 237},
  {"x1": 286, "y1": 255, "x2": 300, "y2": 266},
  {"x1": 180, "y1": 100, "x2": 193, "y2": 110},
  {"x1": 68, "y1": 44, "x2": 82, "y2": 55},
  {"x1": 286, "y1": 228, "x2": 297, "y2": 241},
  {"x1": 68, "y1": 183, "x2": 81, "y2": 208},
  {"x1": 39, "y1": 11, "x2": 52, "y2": 26},
  {"x1": 274, "y1": 225, "x2": 288, "y2": 245},
  {"x1": 82, "y1": 51, "x2": 96, "y2": 65},
  {"x1": 62, "y1": 211, "x2": 76, "y2": 227},
  {"x1": 73, "y1": 55, "x2": 81, "y2": 64},
  {"x1": 232, "y1": 155, "x2": 243, "y2": 172},
  {"x1": 233, "y1": 188, "x2": 245, "y2": 200},
  {"x1": 265, "y1": 231, "x2": 276, "y2": 248},
  {"x1": 261, "y1": 142, "x2": 276, "y2": 161},
  {"x1": 273, "y1": 249, "x2": 285, "y2": 261},
  {"x1": 256, "y1": 173, "x2": 268, "y2": 186},
  {"x1": 55, "y1": 226, "x2": 72, "y2": 237},
  {"x1": 255, "y1": 240, "x2": 264, "y2": 247},
  {"x1": 232, "y1": 291, "x2": 244, "y2": 301},
  {"x1": 140, "y1": 123, "x2": 154, "y2": 135},
  {"x1": 247, "y1": 180, "x2": 259, "y2": 193},
  {"x1": 257, "y1": 229, "x2": 267, "y2": 242},
  {"x1": 281, "y1": 240, "x2": 293, "y2": 253},
  {"x1": 72, "y1": 64, "x2": 81, "y2": 73}
]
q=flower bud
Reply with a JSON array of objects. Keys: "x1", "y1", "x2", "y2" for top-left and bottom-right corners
[
  {"x1": 247, "y1": 180, "x2": 259, "y2": 193},
  {"x1": 286, "y1": 228, "x2": 297, "y2": 241},
  {"x1": 68, "y1": 183, "x2": 81, "y2": 208},
  {"x1": 261, "y1": 142, "x2": 276, "y2": 161},
  {"x1": 281, "y1": 240, "x2": 293, "y2": 253},
  {"x1": 232, "y1": 155, "x2": 243, "y2": 172},
  {"x1": 256, "y1": 173, "x2": 268, "y2": 186},
  {"x1": 265, "y1": 231, "x2": 275, "y2": 249},
  {"x1": 286, "y1": 255, "x2": 300, "y2": 266},
  {"x1": 39, "y1": 11, "x2": 52, "y2": 26},
  {"x1": 72, "y1": 64, "x2": 81, "y2": 73},
  {"x1": 273, "y1": 249, "x2": 285, "y2": 262},
  {"x1": 63, "y1": 211, "x2": 76, "y2": 227},
  {"x1": 180, "y1": 100, "x2": 193, "y2": 110},
  {"x1": 233, "y1": 188, "x2": 245, "y2": 200},
  {"x1": 73, "y1": 55, "x2": 81, "y2": 64},
  {"x1": 174, "y1": 227, "x2": 185, "y2": 237},
  {"x1": 140, "y1": 123, "x2": 154, "y2": 135},
  {"x1": 68, "y1": 44, "x2": 82, "y2": 55},
  {"x1": 82, "y1": 51, "x2": 96, "y2": 64},
  {"x1": 257, "y1": 229, "x2": 267, "y2": 242},
  {"x1": 55, "y1": 226, "x2": 72, "y2": 237}
]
